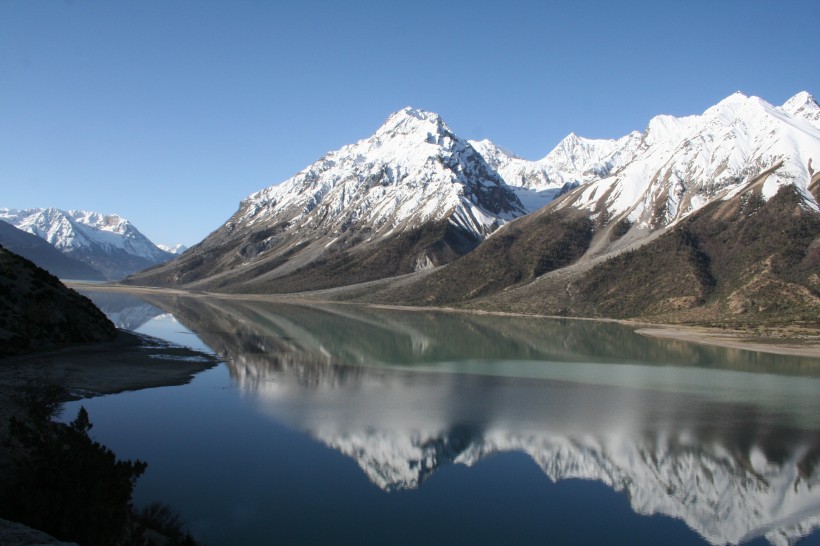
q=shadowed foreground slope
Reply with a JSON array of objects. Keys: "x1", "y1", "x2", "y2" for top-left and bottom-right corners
[{"x1": 0, "y1": 245, "x2": 116, "y2": 356}]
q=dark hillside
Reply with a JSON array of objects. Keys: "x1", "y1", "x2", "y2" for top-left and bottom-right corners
[
  {"x1": 0, "y1": 246, "x2": 116, "y2": 356},
  {"x1": 129, "y1": 219, "x2": 481, "y2": 294},
  {"x1": 475, "y1": 185, "x2": 820, "y2": 326},
  {"x1": 231, "y1": 219, "x2": 478, "y2": 293},
  {"x1": 362, "y1": 208, "x2": 594, "y2": 305}
]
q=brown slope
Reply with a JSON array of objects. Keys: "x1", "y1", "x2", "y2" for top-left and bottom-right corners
[
  {"x1": 125, "y1": 217, "x2": 482, "y2": 294},
  {"x1": 358, "y1": 206, "x2": 594, "y2": 306},
  {"x1": 473, "y1": 185, "x2": 820, "y2": 326}
]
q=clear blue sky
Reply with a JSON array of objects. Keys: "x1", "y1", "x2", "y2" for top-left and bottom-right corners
[{"x1": 2, "y1": 0, "x2": 818, "y2": 246}]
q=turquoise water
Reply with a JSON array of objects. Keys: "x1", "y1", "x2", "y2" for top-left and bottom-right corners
[{"x1": 67, "y1": 290, "x2": 820, "y2": 545}]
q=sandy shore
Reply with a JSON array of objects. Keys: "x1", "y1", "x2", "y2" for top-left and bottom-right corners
[{"x1": 635, "y1": 326, "x2": 820, "y2": 358}]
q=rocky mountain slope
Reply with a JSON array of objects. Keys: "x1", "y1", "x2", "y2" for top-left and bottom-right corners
[
  {"x1": 0, "y1": 220, "x2": 106, "y2": 281},
  {"x1": 0, "y1": 245, "x2": 116, "y2": 356},
  {"x1": 340, "y1": 92, "x2": 820, "y2": 325},
  {"x1": 0, "y1": 208, "x2": 172, "y2": 280},
  {"x1": 360, "y1": 176, "x2": 820, "y2": 326},
  {"x1": 125, "y1": 108, "x2": 527, "y2": 292}
]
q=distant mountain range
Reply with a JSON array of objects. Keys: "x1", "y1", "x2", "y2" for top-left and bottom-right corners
[
  {"x1": 157, "y1": 243, "x2": 188, "y2": 255},
  {"x1": 0, "y1": 220, "x2": 106, "y2": 281},
  {"x1": 124, "y1": 91, "x2": 819, "y2": 325},
  {"x1": 0, "y1": 208, "x2": 173, "y2": 280}
]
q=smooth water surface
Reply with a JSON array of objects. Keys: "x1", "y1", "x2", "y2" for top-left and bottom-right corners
[{"x1": 67, "y1": 289, "x2": 820, "y2": 545}]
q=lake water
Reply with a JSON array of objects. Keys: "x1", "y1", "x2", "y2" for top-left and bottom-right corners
[{"x1": 67, "y1": 289, "x2": 820, "y2": 545}]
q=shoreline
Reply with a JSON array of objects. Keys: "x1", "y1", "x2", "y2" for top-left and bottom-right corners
[
  {"x1": 0, "y1": 329, "x2": 219, "y2": 400},
  {"x1": 634, "y1": 326, "x2": 820, "y2": 358},
  {"x1": 68, "y1": 282, "x2": 820, "y2": 359},
  {"x1": 0, "y1": 331, "x2": 218, "y2": 545},
  {"x1": 0, "y1": 329, "x2": 220, "y2": 444}
]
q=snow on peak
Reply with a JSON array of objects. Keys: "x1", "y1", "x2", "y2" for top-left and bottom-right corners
[
  {"x1": 158, "y1": 243, "x2": 188, "y2": 255},
  {"x1": 783, "y1": 91, "x2": 817, "y2": 111},
  {"x1": 68, "y1": 210, "x2": 130, "y2": 234},
  {"x1": 540, "y1": 130, "x2": 644, "y2": 181},
  {"x1": 470, "y1": 139, "x2": 522, "y2": 161},
  {"x1": 237, "y1": 106, "x2": 524, "y2": 243},
  {"x1": 375, "y1": 106, "x2": 450, "y2": 140},
  {"x1": 553, "y1": 89, "x2": 820, "y2": 227},
  {"x1": 701, "y1": 91, "x2": 775, "y2": 126},
  {"x1": 725, "y1": 90, "x2": 749, "y2": 102},
  {"x1": 0, "y1": 207, "x2": 169, "y2": 262},
  {"x1": 781, "y1": 90, "x2": 820, "y2": 127}
]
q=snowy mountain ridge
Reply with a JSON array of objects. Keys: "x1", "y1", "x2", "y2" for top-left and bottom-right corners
[
  {"x1": 471, "y1": 91, "x2": 820, "y2": 232},
  {"x1": 235, "y1": 106, "x2": 526, "y2": 242},
  {"x1": 0, "y1": 207, "x2": 172, "y2": 279},
  {"x1": 486, "y1": 92, "x2": 820, "y2": 229},
  {"x1": 158, "y1": 243, "x2": 188, "y2": 255}
]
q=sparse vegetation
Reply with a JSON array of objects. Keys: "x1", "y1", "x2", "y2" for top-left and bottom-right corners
[
  {"x1": 569, "y1": 226, "x2": 716, "y2": 318},
  {"x1": 610, "y1": 218, "x2": 632, "y2": 240},
  {"x1": 234, "y1": 219, "x2": 480, "y2": 293},
  {"x1": 358, "y1": 209, "x2": 594, "y2": 306},
  {"x1": 133, "y1": 502, "x2": 198, "y2": 545},
  {"x1": 9, "y1": 372, "x2": 70, "y2": 422},
  {"x1": 467, "y1": 185, "x2": 820, "y2": 327},
  {"x1": 1, "y1": 405, "x2": 147, "y2": 545}
]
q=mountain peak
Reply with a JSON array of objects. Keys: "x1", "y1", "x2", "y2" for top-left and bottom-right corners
[
  {"x1": 704, "y1": 91, "x2": 752, "y2": 115},
  {"x1": 719, "y1": 91, "x2": 750, "y2": 105},
  {"x1": 781, "y1": 91, "x2": 820, "y2": 125},
  {"x1": 391, "y1": 106, "x2": 439, "y2": 122},
  {"x1": 783, "y1": 90, "x2": 817, "y2": 109},
  {"x1": 375, "y1": 106, "x2": 451, "y2": 140}
]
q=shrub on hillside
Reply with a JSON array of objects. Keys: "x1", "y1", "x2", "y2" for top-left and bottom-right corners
[{"x1": 0, "y1": 406, "x2": 147, "y2": 546}]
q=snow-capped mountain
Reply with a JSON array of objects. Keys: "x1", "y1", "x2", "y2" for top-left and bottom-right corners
[
  {"x1": 534, "y1": 91, "x2": 820, "y2": 231},
  {"x1": 242, "y1": 107, "x2": 525, "y2": 239},
  {"x1": 470, "y1": 130, "x2": 643, "y2": 211},
  {"x1": 782, "y1": 90, "x2": 820, "y2": 127},
  {"x1": 127, "y1": 91, "x2": 819, "y2": 300},
  {"x1": 0, "y1": 219, "x2": 106, "y2": 280},
  {"x1": 126, "y1": 107, "x2": 527, "y2": 291},
  {"x1": 474, "y1": 92, "x2": 819, "y2": 228},
  {"x1": 157, "y1": 243, "x2": 188, "y2": 255},
  {"x1": 0, "y1": 208, "x2": 173, "y2": 279}
]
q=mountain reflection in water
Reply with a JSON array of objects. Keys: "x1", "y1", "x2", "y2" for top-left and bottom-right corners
[{"x1": 87, "y1": 291, "x2": 820, "y2": 546}]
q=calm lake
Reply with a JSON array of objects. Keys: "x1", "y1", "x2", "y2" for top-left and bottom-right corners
[{"x1": 68, "y1": 288, "x2": 820, "y2": 545}]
